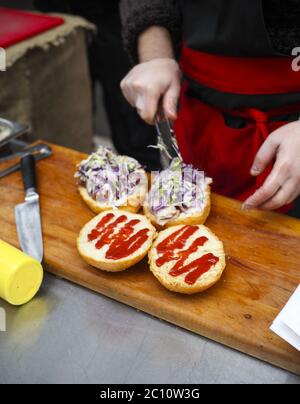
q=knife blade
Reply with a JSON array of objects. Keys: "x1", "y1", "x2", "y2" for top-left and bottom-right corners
[
  {"x1": 154, "y1": 112, "x2": 183, "y2": 164},
  {"x1": 15, "y1": 154, "x2": 43, "y2": 263}
]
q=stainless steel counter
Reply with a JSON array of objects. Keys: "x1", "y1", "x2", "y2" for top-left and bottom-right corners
[{"x1": 0, "y1": 273, "x2": 299, "y2": 384}]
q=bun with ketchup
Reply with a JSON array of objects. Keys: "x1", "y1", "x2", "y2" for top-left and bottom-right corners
[
  {"x1": 149, "y1": 224, "x2": 226, "y2": 294},
  {"x1": 77, "y1": 210, "x2": 156, "y2": 272},
  {"x1": 144, "y1": 159, "x2": 212, "y2": 229},
  {"x1": 75, "y1": 147, "x2": 148, "y2": 214}
]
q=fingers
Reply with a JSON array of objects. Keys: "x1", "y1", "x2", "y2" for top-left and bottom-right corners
[
  {"x1": 120, "y1": 59, "x2": 182, "y2": 125},
  {"x1": 136, "y1": 89, "x2": 160, "y2": 125},
  {"x1": 120, "y1": 74, "x2": 137, "y2": 107},
  {"x1": 243, "y1": 155, "x2": 291, "y2": 209},
  {"x1": 135, "y1": 79, "x2": 180, "y2": 124},
  {"x1": 242, "y1": 180, "x2": 280, "y2": 211},
  {"x1": 162, "y1": 79, "x2": 181, "y2": 121},
  {"x1": 243, "y1": 169, "x2": 281, "y2": 210},
  {"x1": 259, "y1": 179, "x2": 297, "y2": 211},
  {"x1": 244, "y1": 129, "x2": 289, "y2": 210},
  {"x1": 121, "y1": 78, "x2": 159, "y2": 124},
  {"x1": 251, "y1": 131, "x2": 280, "y2": 176},
  {"x1": 243, "y1": 148, "x2": 300, "y2": 211}
]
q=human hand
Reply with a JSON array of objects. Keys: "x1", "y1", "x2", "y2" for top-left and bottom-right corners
[
  {"x1": 243, "y1": 121, "x2": 300, "y2": 211},
  {"x1": 121, "y1": 58, "x2": 181, "y2": 124}
]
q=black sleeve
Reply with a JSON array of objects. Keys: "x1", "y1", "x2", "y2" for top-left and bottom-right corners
[{"x1": 120, "y1": 0, "x2": 182, "y2": 64}]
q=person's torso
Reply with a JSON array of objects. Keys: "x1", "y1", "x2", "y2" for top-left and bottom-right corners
[
  {"x1": 179, "y1": 0, "x2": 300, "y2": 110},
  {"x1": 181, "y1": 0, "x2": 300, "y2": 57}
]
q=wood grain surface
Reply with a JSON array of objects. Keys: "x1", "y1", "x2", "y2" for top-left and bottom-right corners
[{"x1": 1, "y1": 142, "x2": 300, "y2": 375}]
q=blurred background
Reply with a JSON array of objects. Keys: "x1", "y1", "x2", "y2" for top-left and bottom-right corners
[
  {"x1": 0, "y1": 1, "x2": 299, "y2": 216},
  {"x1": 0, "y1": 0, "x2": 161, "y2": 170},
  {"x1": 0, "y1": 0, "x2": 34, "y2": 8},
  {"x1": 0, "y1": 0, "x2": 110, "y2": 145}
]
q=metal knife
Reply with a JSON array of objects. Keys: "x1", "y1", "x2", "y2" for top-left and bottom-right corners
[
  {"x1": 154, "y1": 112, "x2": 183, "y2": 164},
  {"x1": 15, "y1": 154, "x2": 43, "y2": 263}
]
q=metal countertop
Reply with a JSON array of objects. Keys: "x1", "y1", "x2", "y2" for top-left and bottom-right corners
[{"x1": 0, "y1": 273, "x2": 299, "y2": 384}]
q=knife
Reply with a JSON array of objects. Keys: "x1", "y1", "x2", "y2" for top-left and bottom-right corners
[
  {"x1": 15, "y1": 154, "x2": 43, "y2": 263},
  {"x1": 154, "y1": 111, "x2": 183, "y2": 164}
]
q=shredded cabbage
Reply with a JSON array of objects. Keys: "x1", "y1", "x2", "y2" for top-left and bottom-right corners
[
  {"x1": 147, "y1": 158, "x2": 210, "y2": 225},
  {"x1": 75, "y1": 146, "x2": 145, "y2": 206}
]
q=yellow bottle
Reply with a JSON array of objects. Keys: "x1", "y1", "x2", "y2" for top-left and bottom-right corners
[{"x1": 0, "y1": 240, "x2": 43, "y2": 305}]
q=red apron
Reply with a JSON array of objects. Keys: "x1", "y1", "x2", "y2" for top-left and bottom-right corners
[{"x1": 175, "y1": 44, "x2": 300, "y2": 211}]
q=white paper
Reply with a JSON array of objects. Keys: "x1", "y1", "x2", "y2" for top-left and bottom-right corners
[{"x1": 271, "y1": 285, "x2": 300, "y2": 352}]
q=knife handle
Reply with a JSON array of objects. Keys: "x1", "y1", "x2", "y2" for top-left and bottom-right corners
[{"x1": 21, "y1": 154, "x2": 37, "y2": 192}]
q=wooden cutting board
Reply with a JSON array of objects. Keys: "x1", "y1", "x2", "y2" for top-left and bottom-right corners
[{"x1": 1, "y1": 142, "x2": 300, "y2": 375}]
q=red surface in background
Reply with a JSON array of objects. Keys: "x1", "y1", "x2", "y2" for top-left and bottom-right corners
[{"x1": 0, "y1": 7, "x2": 64, "y2": 48}]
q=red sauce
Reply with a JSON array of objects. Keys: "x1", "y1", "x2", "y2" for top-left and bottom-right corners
[
  {"x1": 88, "y1": 212, "x2": 115, "y2": 242},
  {"x1": 87, "y1": 213, "x2": 149, "y2": 260},
  {"x1": 106, "y1": 228, "x2": 149, "y2": 260},
  {"x1": 95, "y1": 215, "x2": 127, "y2": 250},
  {"x1": 156, "y1": 226, "x2": 198, "y2": 263},
  {"x1": 171, "y1": 253, "x2": 219, "y2": 285},
  {"x1": 156, "y1": 226, "x2": 219, "y2": 285}
]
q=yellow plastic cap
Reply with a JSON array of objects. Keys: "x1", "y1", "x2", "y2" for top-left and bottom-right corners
[{"x1": 0, "y1": 240, "x2": 43, "y2": 306}]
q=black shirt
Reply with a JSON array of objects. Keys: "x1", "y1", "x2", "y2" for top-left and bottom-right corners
[{"x1": 182, "y1": 0, "x2": 300, "y2": 57}]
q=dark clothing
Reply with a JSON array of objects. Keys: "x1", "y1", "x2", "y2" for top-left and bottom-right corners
[
  {"x1": 121, "y1": 0, "x2": 300, "y2": 111},
  {"x1": 120, "y1": 0, "x2": 300, "y2": 217},
  {"x1": 180, "y1": 0, "x2": 300, "y2": 112},
  {"x1": 120, "y1": 0, "x2": 300, "y2": 60},
  {"x1": 120, "y1": 0, "x2": 182, "y2": 64},
  {"x1": 174, "y1": 0, "x2": 300, "y2": 210},
  {"x1": 182, "y1": 0, "x2": 300, "y2": 57},
  {"x1": 34, "y1": 0, "x2": 161, "y2": 171}
]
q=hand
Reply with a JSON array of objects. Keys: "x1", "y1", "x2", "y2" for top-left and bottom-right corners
[
  {"x1": 121, "y1": 58, "x2": 182, "y2": 124},
  {"x1": 243, "y1": 121, "x2": 300, "y2": 211}
]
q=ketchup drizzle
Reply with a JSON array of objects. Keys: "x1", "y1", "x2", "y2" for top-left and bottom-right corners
[
  {"x1": 87, "y1": 213, "x2": 150, "y2": 260},
  {"x1": 156, "y1": 226, "x2": 219, "y2": 285},
  {"x1": 88, "y1": 212, "x2": 115, "y2": 242},
  {"x1": 156, "y1": 226, "x2": 199, "y2": 262},
  {"x1": 106, "y1": 228, "x2": 149, "y2": 260},
  {"x1": 95, "y1": 215, "x2": 127, "y2": 250},
  {"x1": 171, "y1": 253, "x2": 219, "y2": 285}
]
